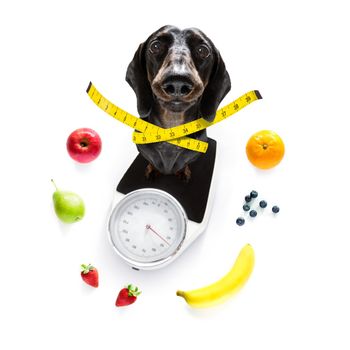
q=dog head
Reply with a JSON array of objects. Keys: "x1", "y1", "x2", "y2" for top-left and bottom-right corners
[{"x1": 126, "y1": 25, "x2": 231, "y2": 122}]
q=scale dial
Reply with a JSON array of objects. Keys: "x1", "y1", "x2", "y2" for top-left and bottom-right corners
[{"x1": 108, "y1": 189, "x2": 187, "y2": 269}]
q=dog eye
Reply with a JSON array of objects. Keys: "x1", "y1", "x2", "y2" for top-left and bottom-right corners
[
  {"x1": 196, "y1": 44, "x2": 211, "y2": 59},
  {"x1": 149, "y1": 40, "x2": 164, "y2": 55}
]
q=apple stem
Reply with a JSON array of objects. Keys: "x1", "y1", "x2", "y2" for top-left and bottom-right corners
[{"x1": 51, "y1": 179, "x2": 58, "y2": 191}]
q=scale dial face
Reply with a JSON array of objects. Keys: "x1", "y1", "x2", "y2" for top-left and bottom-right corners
[{"x1": 108, "y1": 189, "x2": 187, "y2": 268}]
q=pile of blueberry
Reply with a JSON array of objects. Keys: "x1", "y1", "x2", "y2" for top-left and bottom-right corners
[{"x1": 236, "y1": 190, "x2": 280, "y2": 226}]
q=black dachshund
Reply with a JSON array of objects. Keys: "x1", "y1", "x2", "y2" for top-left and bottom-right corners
[{"x1": 126, "y1": 25, "x2": 231, "y2": 181}]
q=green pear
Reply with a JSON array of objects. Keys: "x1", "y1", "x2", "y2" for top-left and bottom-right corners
[{"x1": 51, "y1": 179, "x2": 85, "y2": 223}]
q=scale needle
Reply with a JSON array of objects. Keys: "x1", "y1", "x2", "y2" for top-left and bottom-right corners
[{"x1": 146, "y1": 224, "x2": 170, "y2": 246}]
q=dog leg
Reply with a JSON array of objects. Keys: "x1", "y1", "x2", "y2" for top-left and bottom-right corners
[
  {"x1": 176, "y1": 164, "x2": 191, "y2": 183},
  {"x1": 145, "y1": 163, "x2": 161, "y2": 180}
]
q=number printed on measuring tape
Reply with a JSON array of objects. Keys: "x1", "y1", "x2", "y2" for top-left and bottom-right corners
[{"x1": 86, "y1": 82, "x2": 262, "y2": 153}]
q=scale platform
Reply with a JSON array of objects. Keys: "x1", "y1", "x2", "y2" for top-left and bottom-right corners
[
  {"x1": 117, "y1": 138, "x2": 217, "y2": 223},
  {"x1": 108, "y1": 138, "x2": 217, "y2": 269}
]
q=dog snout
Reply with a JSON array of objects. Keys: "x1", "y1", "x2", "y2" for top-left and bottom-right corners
[{"x1": 161, "y1": 76, "x2": 194, "y2": 98}]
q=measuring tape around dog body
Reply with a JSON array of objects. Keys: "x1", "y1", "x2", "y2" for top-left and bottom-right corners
[{"x1": 86, "y1": 82, "x2": 262, "y2": 153}]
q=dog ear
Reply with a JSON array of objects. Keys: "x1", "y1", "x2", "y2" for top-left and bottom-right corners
[
  {"x1": 125, "y1": 43, "x2": 154, "y2": 118},
  {"x1": 199, "y1": 48, "x2": 231, "y2": 122}
]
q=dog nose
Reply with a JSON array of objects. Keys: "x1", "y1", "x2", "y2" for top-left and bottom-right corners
[{"x1": 161, "y1": 77, "x2": 194, "y2": 97}]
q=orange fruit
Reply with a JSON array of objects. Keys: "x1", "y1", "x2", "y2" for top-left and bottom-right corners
[{"x1": 246, "y1": 130, "x2": 285, "y2": 169}]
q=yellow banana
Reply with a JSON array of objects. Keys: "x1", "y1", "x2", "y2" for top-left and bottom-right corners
[{"x1": 176, "y1": 244, "x2": 255, "y2": 308}]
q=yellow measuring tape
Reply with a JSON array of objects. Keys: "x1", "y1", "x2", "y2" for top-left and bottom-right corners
[{"x1": 87, "y1": 82, "x2": 262, "y2": 153}]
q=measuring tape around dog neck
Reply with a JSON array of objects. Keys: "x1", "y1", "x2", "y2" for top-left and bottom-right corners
[{"x1": 86, "y1": 82, "x2": 262, "y2": 153}]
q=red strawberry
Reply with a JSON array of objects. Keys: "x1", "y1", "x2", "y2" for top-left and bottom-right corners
[
  {"x1": 80, "y1": 264, "x2": 99, "y2": 288},
  {"x1": 116, "y1": 284, "x2": 141, "y2": 307}
]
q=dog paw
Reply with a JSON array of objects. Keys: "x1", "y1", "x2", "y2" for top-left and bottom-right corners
[
  {"x1": 176, "y1": 165, "x2": 191, "y2": 183},
  {"x1": 145, "y1": 163, "x2": 161, "y2": 181}
]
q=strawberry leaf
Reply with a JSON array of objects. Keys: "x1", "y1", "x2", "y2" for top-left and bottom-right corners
[
  {"x1": 126, "y1": 284, "x2": 141, "y2": 297},
  {"x1": 81, "y1": 263, "x2": 94, "y2": 274}
]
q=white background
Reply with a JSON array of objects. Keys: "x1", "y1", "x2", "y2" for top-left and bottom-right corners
[{"x1": 1, "y1": 0, "x2": 350, "y2": 349}]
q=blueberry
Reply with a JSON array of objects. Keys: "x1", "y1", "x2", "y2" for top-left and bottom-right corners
[
  {"x1": 249, "y1": 210, "x2": 257, "y2": 217},
  {"x1": 243, "y1": 204, "x2": 250, "y2": 211},
  {"x1": 236, "y1": 217, "x2": 245, "y2": 226},
  {"x1": 259, "y1": 200, "x2": 267, "y2": 208},
  {"x1": 250, "y1": 190, "x2": 258, "y2": 198},
  {"x1": 272, "y1": 206, "x2": 280, "y2": 213},
  {"x1": 245, "y1": 195, "x2": 252, "y2": 202}
]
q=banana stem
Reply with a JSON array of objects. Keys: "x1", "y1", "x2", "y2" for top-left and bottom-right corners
[{"x1": 176, "y1": 290, "x2": 185, "y2": 298}]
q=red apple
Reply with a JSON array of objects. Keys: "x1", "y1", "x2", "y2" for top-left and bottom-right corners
[{"x1": 66, "y1": 128, "x2": 102, "y2": 163}]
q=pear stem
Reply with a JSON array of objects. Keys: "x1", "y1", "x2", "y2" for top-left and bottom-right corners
[{"x1": 51, "y1": 179, "x2": 58, "y2": 191}]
